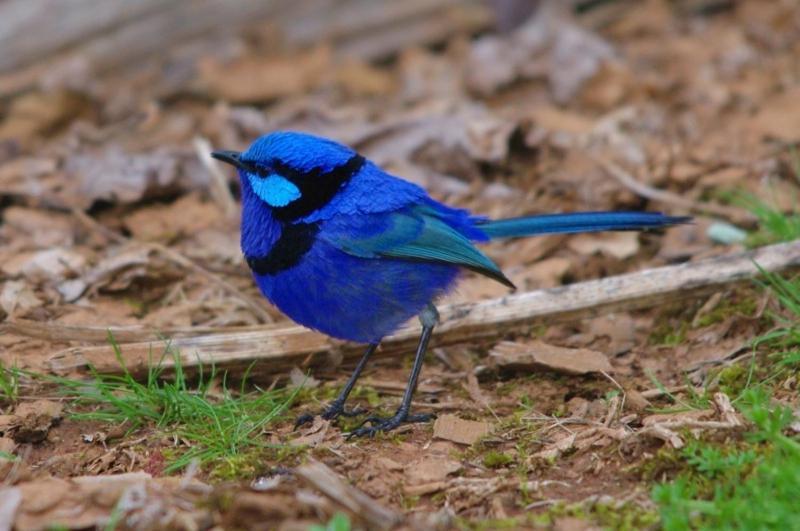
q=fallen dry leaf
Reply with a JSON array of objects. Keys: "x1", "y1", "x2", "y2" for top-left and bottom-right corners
[
  {"x1": 533, "y1": 432, "x2": 576, "y2": 461},
  {"x1": 64, "y1": 147, "x2": 182, "y2": 209},
  {"x1": 567, "y1": 232, "x2": 640, "y2": 259},
  {"x1": 1, "y1": 248, "x2": 86, "y2": 283},
  {"x1": 0, "y1": 280, "x2": 42, "y2": 316},
  {"x1": 0, "y1": 90, "x2": 90, "y2": 145},
  {"x1": 121, "y1": 194, "x2": 223, "y2": 242},
  {"x1": 0, "y1": 487, "x2": 21, "y2": 531},
  {"x1": 199, "y1": 46, "x2": 331, "y2": 103},
  {"x1": 490, "y1": 341, "x2": 613, "y2": 376},
  {"x1": 57, "y1": 245, "x2": 175, "y2": 302},
  {"x1": 290, "y1": 417, "x2": 331, "y2": 448},
  {"x1": 405, "y1": 456, "x2": 462, "y2": 485},
  {"x1": 433, "y1": 414, "x2": 492, "y2": 445},
  {"x1": 751, "y1": 87, "x2": 800, "y2": 142},
  {"x1": 11, "y1": 400, "x2": 63, "y2": 443},
  {"x1": 0, "y1": 437, "x2": 16, "y2": 455},
  {"x1": 466, "y1": 4, "x2": 615, "y2": 103}
]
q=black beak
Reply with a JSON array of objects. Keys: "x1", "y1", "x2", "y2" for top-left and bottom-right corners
[{"x1": 211, "y1": 150, "x2": 245, "y2": 170}]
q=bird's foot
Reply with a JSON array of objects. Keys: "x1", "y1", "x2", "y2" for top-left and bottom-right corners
[
  {"x1": 294, "y1": 400, "x2": 366, "y2": 429},
  {"x1": 346, "y1": 410, "x2": 434, "y2": 438}
]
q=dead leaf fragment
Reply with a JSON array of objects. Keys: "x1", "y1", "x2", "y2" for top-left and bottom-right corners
[
  {"x1": 199, "y1": 46, "x2": 331, "y2": 103},
  {"x1": 433, "y1": 414, "x2": 492, "y2": 445},
  {"x1": 466, "y1": 4, "x2": 615, "y2": 102},
  {"x1": 568, "y1": 232, "x2": 640, "y2": 259},
  {"x1": 0, "y1": 281, "x2": 42, "y2": 316},
  {"x1": 65, "y1": 147, "x2": 182, "y2": 209},
  {"x1": 751, "y1": 87, "x2": 800, "y2": 141},
  {"x1": 2, "y1": 248, "x2": 86, "y2": 283},
  {"x1": 0, "y1": 90, "x2": 90, "y2": 145},
  {"x1": 0, "y1": 487, "x2": 22, "y2": 531},
  {"x1": 11, "y1": 400, "x2": 63, "y2": 443},
  {"x1": 490, "y1": 341, "x2": 613, "y2": 375},
  {"x1": 0, "y1": 437, "x2": 16, "y2": 455},
  {"x1": 533, "y1": 432, "x2": 576, "y2": 461},
  {"x1": 405, "y1": 456, "x2": 462, "y2": 485}
]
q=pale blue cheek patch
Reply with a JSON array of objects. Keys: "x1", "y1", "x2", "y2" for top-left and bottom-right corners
[{"x1": 247, "y1": 173, "x2": 301, "y2": 207}]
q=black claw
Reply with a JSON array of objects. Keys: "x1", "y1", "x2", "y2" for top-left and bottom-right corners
[
  {"x1": 346, "y1": 411, "x2": 434, "y2": 439},
  {"x1": 294, "y1": 401, "x2": 368, "y2": 429},
  {"x1": 294, "y1": 413, "x2": 315, "y2": 430},
  {"x1": 338, "y1": 406, "x2": 366, "y2": 418}
]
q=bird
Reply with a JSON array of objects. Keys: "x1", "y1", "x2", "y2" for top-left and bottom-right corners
[{"x1": 212, "y1": 131, "x2": 689, "y2": 437}]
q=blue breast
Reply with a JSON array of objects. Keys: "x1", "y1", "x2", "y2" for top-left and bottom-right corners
[{"x1": 252, "y1": 238, "x2": 460, "y2": 343}]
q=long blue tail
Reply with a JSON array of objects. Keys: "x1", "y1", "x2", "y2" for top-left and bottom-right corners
[{"x1": 477, "y1": 211, "x2": 691, "y2": 239}]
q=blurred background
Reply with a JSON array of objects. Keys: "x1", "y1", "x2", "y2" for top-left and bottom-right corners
[
  {"x1": 2, "y1": 2, "x2": 800, "y2": 528},
  {"x1": 3, "y1": 0, "x2": 800, "y2": 337},
  {"x1": 2, "y1": 0, "x2": 799, "y2": 346}
]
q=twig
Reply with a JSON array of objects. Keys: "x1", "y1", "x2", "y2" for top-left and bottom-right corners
[
  {"x1": 45, "y1": 239, "x2": 800, "y2": 376},
  {"x1": 193, "y1": 136, "x2": 238, "y2": 221},
  {"x1": 640, "y1": 385, "x2": 687, "y2": 399},
  {"x1": 294, "y1": 459, "x2": 400, "y2": 531},
  {"x1": 594, "y1": 156, "x2": 755, "y2": 224}
]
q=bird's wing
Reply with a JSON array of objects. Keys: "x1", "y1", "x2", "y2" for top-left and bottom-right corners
[{"x1": 321, "y1": 205, "x2": 514, "y2": 288}]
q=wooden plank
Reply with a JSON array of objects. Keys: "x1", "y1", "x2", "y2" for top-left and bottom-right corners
[{"x1": 44, "y1": 240, "x2": 800, "y2": 376}]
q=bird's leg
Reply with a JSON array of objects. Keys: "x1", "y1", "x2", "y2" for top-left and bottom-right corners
[
  {"x1": 348, "y1": 304, "x2": 439, "y2": 438},
  {"x1": 294, "y1": 342, "x2": 378, "y2": 428}
]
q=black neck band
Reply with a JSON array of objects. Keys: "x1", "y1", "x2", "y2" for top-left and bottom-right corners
[
  {"x1": 245, "y1": 222, "x2": 320, "y2": 276},
  {"x1": 272, "y1": 154, "x2": 365, "y2": 222}
]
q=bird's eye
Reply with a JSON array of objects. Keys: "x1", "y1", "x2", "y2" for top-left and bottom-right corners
[{"x1": 250, "y1": 164, "x2": 273, "y2": 178}]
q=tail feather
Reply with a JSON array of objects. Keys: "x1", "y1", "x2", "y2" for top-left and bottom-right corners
[{"x1": 477, "y1": 211, "x2": 691, "y2": 239}]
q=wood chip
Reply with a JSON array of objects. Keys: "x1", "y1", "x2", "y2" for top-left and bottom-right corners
[
  {"x1": 403, "y1": 481, "x2": 448, "y2": 496},
  {"x1": 294, "y1": 459, "x2": 400, "y2": 531},
  {"x1": 11, "y1": 400, "x2": 63, "y2": 443},
  {"x1": 405, "y1": 456, "x2": 462, "y2": 485},
  {"x1": 490, "y1": 340, "x2": 613, "y2": 375},
  {"x1": 433, "y1": 414, "x2": 492, "y2": 445}
]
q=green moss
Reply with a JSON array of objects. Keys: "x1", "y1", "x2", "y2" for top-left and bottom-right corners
[
  {"x1": 351, "y1": 385, "x2": 382, "y2": 407},
  {"x1": 399, "y1": 493, "x2": 420, "y2": 510},
  {"x1": 455, "y1": 516, "x2": 523, "y2": 530},
  {"x1": 649, "y1": 320, "x2": 688, "y2": 347},
  {"x1": 694, "y1": 295, "x2": 759, "y2": 328},
  {"x1": 632, "y1": 446, "x2": 687, "y2": 483},
  {"x1": 717, "y1": 363, "x2": 751, "y2": 398},
  {"x1": 207, "y1": 445, "x2": 307, "y2": 482},
  {"x1": 458, "y1": 500, "x2": 657, "y2": 531},
  {"x1": 483, "y1": 451, "x2": 513, "y2": 468}
]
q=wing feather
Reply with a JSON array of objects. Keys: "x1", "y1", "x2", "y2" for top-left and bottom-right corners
[{"x1": 321, "y1": 205, "x2": 514, "y2": 288}]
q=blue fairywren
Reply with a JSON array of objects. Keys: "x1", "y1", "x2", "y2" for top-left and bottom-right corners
[{"x1": 212, "y1": 131, "x2": 688, "y2": 437}]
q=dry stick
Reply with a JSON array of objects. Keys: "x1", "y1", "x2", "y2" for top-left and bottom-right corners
[
  {"x1": 46, "y1": 239, "x2": 800, "y2": 376},
  {"x1": 70, "y1": 208, "x2": 272, "y2": 323},
  {"x1": 0, "y1": 319, "x2": 282, "y2": 343},
  {"x1": 594, "y1": 156, "x2": 755, "y2": 224},
  {"x1": 193, "y1": 136, "x2": 238, "y2": 221},
  {"x1": 294, "y1": 459, "x2": 400, "y2": 531}
]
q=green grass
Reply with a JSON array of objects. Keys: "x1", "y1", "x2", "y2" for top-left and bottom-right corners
[
  {"x1": 42, "y1": 335, "x2": 301, "y2": 474},
  {"x1": 653, "y1": 389, "x2": 800, "y2": 530},
  {"x1": 0, "y1": 360, "x2": 20, "y2": 405},
  {"x1": 735, "y1": 192, "x2": 800, "y2": 247},
  {"x1": 309, "y1": 513, "x2": 351, "y2": 531},
  {"x1": 652, "y1": 269, "x2": 800, "y2": 529}
]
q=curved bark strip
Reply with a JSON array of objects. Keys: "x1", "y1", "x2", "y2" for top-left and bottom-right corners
[{"x1": 45, "y1": 240, "x2": 800, "y2": 376}]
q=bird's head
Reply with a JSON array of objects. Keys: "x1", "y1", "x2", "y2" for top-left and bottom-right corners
[{"x1": 212, "y1": 131, "x2": 363, "y2": 220}]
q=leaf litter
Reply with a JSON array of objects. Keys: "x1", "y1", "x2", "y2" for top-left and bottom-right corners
[{"x1": 1, "y1": 0, "x2": 800, "y2": 528}]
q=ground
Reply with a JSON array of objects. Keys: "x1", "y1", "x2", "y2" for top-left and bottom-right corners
[{"x1": 1, "y1": 1, "x2": 800, "y2": 530}]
